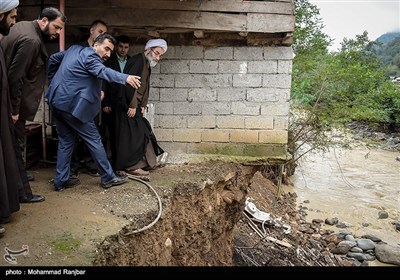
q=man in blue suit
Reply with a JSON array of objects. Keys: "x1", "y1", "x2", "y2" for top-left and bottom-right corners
[{"x1": 46, "y1": 33, "x2": 141, "y2": 191}]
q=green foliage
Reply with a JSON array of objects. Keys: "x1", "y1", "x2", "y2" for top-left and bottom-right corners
[
  {"x1": 292, "y1": 0, "x2": 400, "y2": 128},
  {"x1": 320, "y1": 32, "x2": 400, "y2": 126},
  {"x1": 293, "y1": 0, "x2": 331, "y2": 56},
  {"x1": 287, "y1": 0, "x2": 336, "y2": 172},
  {"x1": 292, "y1": 0, "x2": 331, "y2": 109}
]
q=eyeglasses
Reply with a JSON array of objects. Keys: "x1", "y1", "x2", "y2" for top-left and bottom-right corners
[{"x1": 150, "y1": 48, "x2": 164, "y2": 59}]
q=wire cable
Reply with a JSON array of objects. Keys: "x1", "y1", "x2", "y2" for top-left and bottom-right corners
[{"x1": 121, "y1": 174, "x2": 163, "y2": 236}]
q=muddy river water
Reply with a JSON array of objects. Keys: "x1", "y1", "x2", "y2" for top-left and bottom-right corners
[{"x1": 288, "y1": 147, "x2": 400, "y2": 248}]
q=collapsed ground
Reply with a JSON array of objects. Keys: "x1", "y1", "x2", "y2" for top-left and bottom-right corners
[
  {"x1": 0, "y1": 124, "x2": 398, "y2": 266},
  {"x1": 0, "y1": 163, "x2": 363, "y2": 266}
]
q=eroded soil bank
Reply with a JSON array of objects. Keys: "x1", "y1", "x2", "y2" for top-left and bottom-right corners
[
  {"x1": 0, "y1": 163, "x2": 255, "y2": 266},
  {"x1": 1, "y1": 159, "x2": 394, "y2": 267}
]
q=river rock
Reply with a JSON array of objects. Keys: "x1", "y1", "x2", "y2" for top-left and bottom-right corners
[
  {"x1": 345, "y1": 234, "x2": 355, "y2": 241},
  {"x1": 350, "y1": 247, "x2": 363, "y2": 253},
  {"x1": 325, "y1": 217, "x2": 338, "y2": 225},
  {"x1": 378, "y1": 210, "x2": 389, "y2": 219},
  {"x1": 360, "y1": 234, "x2": 382, "y2": 242},
  {"x1": 336, "y1": 221, "x2": 352, "y2": 228},
  {"x1": 347, "y1": 252, "x2": 367, "y2": 261},
  {"x1": 357, "y1": 239, "x2": 375, "y2": 250},
  {"x1": 375, "y1": 243, "x2": 400, "y2": 265}
]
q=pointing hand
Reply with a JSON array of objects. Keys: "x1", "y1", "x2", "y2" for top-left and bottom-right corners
[{"x1": 126, "y1": 75, "x2": 141, "y2": 89}]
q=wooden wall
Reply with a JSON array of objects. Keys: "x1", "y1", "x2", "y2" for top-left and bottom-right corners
[{"x1": 18, "y1": 0, "x2": 295, "y2": 46}]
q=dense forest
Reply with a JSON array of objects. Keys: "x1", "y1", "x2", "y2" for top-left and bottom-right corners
[{"x1": 288, "y1": 0, "x2": 400, "y2": 164}]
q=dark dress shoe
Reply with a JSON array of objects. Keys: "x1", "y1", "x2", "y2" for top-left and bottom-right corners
[
  {"x1": 100, "y1": 175, "x2": 128, "y2": 189},
  {"x1": 26, "y1": 173, "x2": 35, "y2": 181},
  {"x1": 20, "y1": 194, "x2": 45, "y2": 203},
  {"x1": 0, "y1": 216, "x2": 10, "y2": 224}
]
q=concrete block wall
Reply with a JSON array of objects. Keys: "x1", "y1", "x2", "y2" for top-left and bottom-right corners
[{"x1": 131, "y1": 45, "x2": 293, "y2": 162}]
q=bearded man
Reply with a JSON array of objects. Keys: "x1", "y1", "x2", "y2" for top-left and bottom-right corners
[
  {"x1": 0, "y1": 0, "x2": 20, "y2": 234},
  {"x1": 1, "y1": 7, "x2": 66, "y2": 203},
  {"x1": 112, "y1": 39, "x2": 168, "y2": 176}
]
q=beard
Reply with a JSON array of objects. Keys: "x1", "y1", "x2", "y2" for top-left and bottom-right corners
[
  {"x1": 146, "y1": 53, "x2": 158, "y2": 68},
  {"x1": 0, "y1": 16, "x2": 11, "y2": 36},
  {"x1": 42, "y1": 23, "x2": 58, "y2": 42}
]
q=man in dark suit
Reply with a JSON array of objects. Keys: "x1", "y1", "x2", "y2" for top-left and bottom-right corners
[
  {"x1": 1, "y1": 7, "x2": 66, "y2": 203},
  {"x1": 46, "y1": 33, "x2": 141, "y2": 191},
  {"x1": 70, "y1": 19, "x2": 109, "y2": 177},
  {"x1": 80, "y1": 19, "x2": 108, "y2": 47}
]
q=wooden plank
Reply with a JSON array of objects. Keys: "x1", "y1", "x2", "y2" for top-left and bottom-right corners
[
  {"x1": 247, "y1": 32, "x2": 293, "y2": 46},
  {"x1": 62, "y1": 0, "x2": 294, "y2": 15},
  {"x1": 19, "y1": 6, "x2": 294, "y2": 33},
  {"x1": 17, "y1": 7, "x2": 244, "y2": 32},
  {"x1": 247, "y1": 13, "x2": 294, "y2": 33},
  {"x1": 192, "y1": 32, "x2": 292, "y2": 47},
  {"x1": 265, "y1": 236, "x2": 293, "y2": 248},
  {"x1": 65, "y1": 8, "x2": 248, "y2": 32}
]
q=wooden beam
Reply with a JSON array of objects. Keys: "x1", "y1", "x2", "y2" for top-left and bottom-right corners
[
  {"x1": 147, "y1": 30, "x2": 160, "y2": 38},
  {"x1": 61, "y1": 0, "x2": 294, "y2": 15},
  {"x1": 247, "y1": 13, "x2": 295, "y2": 33},
  {"x1": 64, "y1": 8, "x2": 249, "y2": 32},
  {"x1": 66, "y1": 26, "x2": 292, "y2": 47},
  {"x1": 16, "y1": 1, "x2": 295, "y2": 45},
  {"x1": 66, "y1": 8, "x2": 294, "y2": 33},
  {"x1": 247, "y1": 32, "x2": 292, "y2": 46}
]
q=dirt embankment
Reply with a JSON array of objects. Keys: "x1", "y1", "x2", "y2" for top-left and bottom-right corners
[
  {"x1": 0, "y1": 163, "x2": 253, "y2": 266},
  {"x1": 1, "y1": 158, "x2": 386, "y2": 267}
]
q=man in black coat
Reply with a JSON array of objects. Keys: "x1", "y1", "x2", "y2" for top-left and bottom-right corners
[
  {"x1": 112, "y1": 39, "x2": 168, "y2": 176},
  {"x1": 0, "y1": 0, "x2": 21, "y2": 235},
  {"x1": 1, "y1": 7, "x2": 66, "y2": 203},
  {"x1": 102, "y1": 34, "x2": 131, "y2": 161}
]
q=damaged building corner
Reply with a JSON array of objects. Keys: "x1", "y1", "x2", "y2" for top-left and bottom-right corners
[{"x1": 92, "y1": 163, "x2": 290, "y2": 266}]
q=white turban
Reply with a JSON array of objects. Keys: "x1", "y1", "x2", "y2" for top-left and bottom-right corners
[
  {"x1": 0, "y1": 0, "x2": 19, "y2": 14},
  {"x1": 145, "y1": 39, "x2": 168, "y2": 53}
]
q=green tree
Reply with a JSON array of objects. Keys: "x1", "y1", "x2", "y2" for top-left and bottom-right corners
[
  {"x1": 292, "y1": 0, "x2": 331, "y2": 56},
  {"x1": 292, "y1": 0, "x2": 332, "y2": 105},
  {"x1": 287, "y1": 0, "x2": 334, "y2": 175},
  {"x1": 319, "y1": 32, "x2": 400, "y2": 127},
  {"x1": 288, "y1": 0, "x2": 400, "y2": 176}
]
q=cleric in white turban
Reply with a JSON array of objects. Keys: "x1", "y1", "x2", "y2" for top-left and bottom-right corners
[
  {"x1": 109, "y1": 37, "x2": 169, "y2": 176},
  {"x1": 0, "y1": 0, "x2": 19, "y2": 14},
  {"x1": 144, "y1": 38, "x2": 168, "y2": 53}
]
